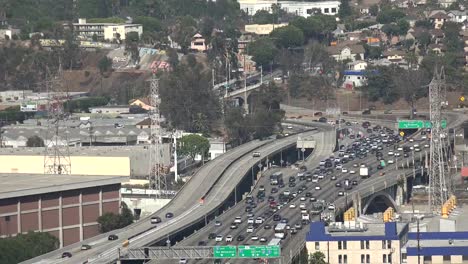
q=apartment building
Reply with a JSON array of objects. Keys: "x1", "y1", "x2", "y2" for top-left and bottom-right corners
[
  {"x1": 67, "y1": 18, "x2": 142, "y2": 41},
  {"x1": 306, "y1": 221, "x2": 409, "y2": 264}
]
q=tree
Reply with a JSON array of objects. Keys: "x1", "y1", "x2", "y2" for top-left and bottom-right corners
[
  {"x1": 443, "y1": 21, "x2": 463, "y2": 52},
  {"x1": 396, "y1": 19, "x2": 410, "y2": 35},
  {"x1": 364, "y1": 44, "x2": 383, "y2": 59},
  {"x1": 159, "y1": 55, "x2": 221, "y2": 133},
  {"x1": 178, "y1": 134, "x2": 210, "y2": 160},
  {"x1": 365, "y1": 66, "x2": 401, "y2": 104},
  {"x1": 338, "y1": 0, "x2": 352, "y2": 19},
  {"x1": 171, "y1": 15, "x2": 197, "y2": 54},
  {"x1": 415, "y1": 30, "x2": 432, "y2": 52},
  {"x1": 369, "y1": 4, "x2": 379, "y2": 16},
  {"x1": 97, "y1": 203, "x2": 134, "y2": 233},
  {"x1": 0, "y1": 231, "x2": 59, "y2": 263},
  {"x1": 393, "y1": 69, "x2": 429, "y2": 115},
  {"x1": 270, "y1": 25, "x2": 304, "y2": 48},
  {"x1": 125, "y1": 32, "x2": 140, "y2": 64},
  {"x1": 376, "y1": 8, "x2": 406, "y2": 24},
  {"x1": 309, "y1": 252, "x2": 326, "y2": 264},
  {"x1": 26, "y1": 135, "x2": 44, "y2": 147},
  {"x1": 133, "y1": 16, "x2": 162, "y2": 33},
  {"x1": 98, "y1": 56, "x2": 113, "y2": 75},
  {"x1": 253, "y1": 10, "x2": 274, "y2": 24},
  {"x1": 247, "y1": 38, "x2": 278, "y2": 68},
  {"x1": 224, "y1": 106, "x2": 251, "y2": 146}
]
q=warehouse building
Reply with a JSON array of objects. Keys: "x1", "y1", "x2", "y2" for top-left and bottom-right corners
[{"x1": 0, "y1": 173, "x2": 127, "y2": 247}]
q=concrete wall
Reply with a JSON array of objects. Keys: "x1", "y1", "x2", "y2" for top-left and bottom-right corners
[{"x1": 0, "y1": 156, "x2": 130, "y2": 176}]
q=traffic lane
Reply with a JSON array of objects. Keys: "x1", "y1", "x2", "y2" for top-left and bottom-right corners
[{"x1": 33, "y1": 140, "x2": 271, "y2": 264}]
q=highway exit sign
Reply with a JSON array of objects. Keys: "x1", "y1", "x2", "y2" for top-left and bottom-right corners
[
  {"x1": 213, "y1": 246, "x2": 237, "y2": 258},
  {"x1": 238, "y1": 245, "x2": 281, "y2": 258},
  {"x1": 398, "y1": 120, "x2": 424, "y2": 129},
  {"x1": 398, "y1": 120, "x2": 447, "y2": 129}
]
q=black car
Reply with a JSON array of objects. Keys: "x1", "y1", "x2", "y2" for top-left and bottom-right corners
[
  {"x1": 289, "y1": 177, "x2": 296, "y2": 183},
  {"x1": 301, "y1": 219, "x2": 310, "y2": 225},
  {"x1": 271, "y1": 187, "x2": 278, "y2": 193},
  {"x1": 198, "y1": 241, "x2": 207, "y2": 246},
  {"x1": 305, "y1": 192, "x2": 312, "y2": 197},
  {"x1": 245, "y1": 206, "x2": 252, "y2": 212},
  {"x1": 237, "y1": 235, "x2": 245, "y2": 241},
  {"x1": 335, "y1": 182, "x2": 342, "y2": 187},
  {"x1": 273, "y1": 214, "x2": 281, "y2": 221},
  {"x1": 264, "y1": 224, "x2": 272, "y2": 229},
  {"x1": 352, "y1": 180, "x2": 358, "y2": 185},
  {"x1": 165, "y1": 212, "x2": 174, "y2": 218},
  {"x1": 318, "y1": 117, "x2": 327, "y2": 123},
  {"x1": 377, "y1": 165, "x2": 383, "y2": 170},
  {"x1": 108, "y1": 234, "x2": 118, "y2": 240},
  {"x1": 208, "y1": 233, "x2": 217, "y2": 239},
  {"x1": 289, "y1": 182, "x2": 296, "y2": 188},
  {"x1": 62, "y1": 252, "x2": 72, "y2": 258}
]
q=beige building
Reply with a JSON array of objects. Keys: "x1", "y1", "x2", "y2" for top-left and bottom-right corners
[
  {"x1": 67, "y1": 18, "x2": 142, "y2": 41},
  {"x1": 244, "y1": 23, "x2": 288, "y2": 35},
  {"x1": 0, "y1": 156, "x2": 130, "y2": 176},
  {"x1": 306, "y1": 221, "x2": 408, "y2": 264}
]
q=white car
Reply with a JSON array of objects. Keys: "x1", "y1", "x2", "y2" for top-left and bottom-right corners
[
  {"x1": 336, "y1": 164, "x2": 343, "y2": 170},
  {"x1": 388, "y1": 151, "x2": 394, "y2": 156},
  {"x1": 247, "y1": 226, "x2": 254, "y2": 233},
  {"x1": 255, "y1": 217, "x2": 264, "y2": 224},
  {"x1": 424, "y1": 144, "x2": 430, "y2": 148},
  {"x1": 284, "y1": 190, "x2": 291, "y2": 196},
  {"x1": 328, "y1": 204, "x2": 336, "y2": 210},
  {"x1": 388, "y1": 160, "x2": 394, "y2": 164},
  {"x1": 251, "y1": 235, "x2": 259, "y2": 241},
  {"x1": 318, "y1": 175, "x2": 324, "y2": 179},
  {"x1": 395, "y1": 152, "x2": 401, "y2": 157},
  {"x1": 300, "y1": 203, "x2": 306, "y2": 209},
  {"x1": 338, "y1": 191, "x2": 344, "y2": 196},
  {"x1": 234, "y1": 217, "x2": 242, "y2": 224},
  {"x1": 341, "y1": 168, "x2": 348, "y2": 173},
  {"x1": 409, "y1": 138, "x2": 414, "y2": 142},
  {"x1": 397, "y1": 147, "x2": 403, "y2": 151},
  {"x1": 312, "y1": 178, "x2": 319, "y2": 183},
  {"x1": 225, "y1": 235, "x2": 233, "y2": 242},
  {"x1": 315, "y1": 186, "x2": 321, "y2": 190},
  {"x1": 289, "y1": 203, "x2": 297, "y2": 208},
  {"x1": 300, "y1": 197, "x2": 306, "y2": 201},
  {"x1": 414, "y1": 148, "x2": 421, "y2": 152},
  {"x1": 349, "y1": 170, "x2": 356, "y2": 174},
  {"x1": 248, "y1": 217, "x2": 254, "y2": 224},
  {"x1": 215, "y1": 235, "x2": 223, "y2": 242}
]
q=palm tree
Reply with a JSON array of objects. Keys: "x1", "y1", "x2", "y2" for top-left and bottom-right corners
[{"x1": 309, "y1": 252, "x2": 326, "y2": 264}]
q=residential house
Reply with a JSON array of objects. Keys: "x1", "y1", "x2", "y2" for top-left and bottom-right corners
[
  {"x1": 448, "y1": 10, "x2": 467, "y2": 23},
  {"x1": 382, "y1": 49, "x2": 406, "y2": 62},
  {"x1": 190, "y1": 33, "x2": 208, "y2": 52},
  {"x1": 354, "y1": 0, "x2": 380, "y2": 14},
  {"x1": 129, "y1": 98, "x2": 153, "y2": 111},
  {"x1": 438, "y1": 0, "x2": 456, "y2": 8},
  {"x1": 342, "y1": 61, "x2": 368, "y2": 89},
  {"x1": 136, "y1": 119, "x2": 151, "y2": 129},
  {"x1": 0, "y1": 27, "x2": 20, "y2": 40},
  {"x1": 237, "y1": 32, "x2": 254, "y2": 54},
  {"x1": 326, "y1": 42, "x2": 365, "y2": 62},
  {"x1": 244, "y1": 23, "x2": 288, "y2": 35},
  {"x1": 428, "y1": 43, "x2": 446, "y2": 54},
  {"x1": 332, "y1": 24, "x2": 346, "y2": 38},
  {"x1": 208, "y1": 138, "x2": 227, "y2": 160},
  {"x1": 429, "y1": 11, "x2": 449, "y2": 29},
  {"x1": 430, "y1": 28, "x2": 445, "y2": 43}
]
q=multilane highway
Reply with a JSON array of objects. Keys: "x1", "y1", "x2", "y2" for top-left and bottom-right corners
[{"x1": 27, "y1": 126, "x2": 329, "y2": 264}]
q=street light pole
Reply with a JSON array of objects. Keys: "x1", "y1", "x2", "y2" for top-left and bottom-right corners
[{"x1": 260, "y1": 65, "x2": 263, "y2": 85}]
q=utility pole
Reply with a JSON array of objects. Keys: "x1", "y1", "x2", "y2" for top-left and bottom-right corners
[
  {"x1": 43, "y1": 62, "x2": 71, "y2": 175},
  {"x1": 260, "y1": 65, "x2": 263, "y2": 85},
  {"x1": 149, "y1": 75, "x2": 167, "y2": 198},
  {"x1": 428, "y1": 66, "x2": 449, "y2": 212}
]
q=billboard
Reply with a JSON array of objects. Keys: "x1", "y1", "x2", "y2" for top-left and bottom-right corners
[{"x1": 20, "y1": 102, "x2": 37, "y2": 112}]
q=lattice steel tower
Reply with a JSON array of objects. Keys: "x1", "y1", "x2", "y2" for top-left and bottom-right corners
[
  {"x1": 428, "y1": 67, "x2": 449, "y2": 212},
  {"x1": 44, "y1": 64, "x2": 71, "y2": 175},
  {"x1": 149, "y1": 75, "x2": 167, "y2": 196}
]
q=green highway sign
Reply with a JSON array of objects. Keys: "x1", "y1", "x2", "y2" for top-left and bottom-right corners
[
  {"x1": 424, "y1": 120, "x2": 447, "y2": 129},
  {"x1": 398, "y1": 120, "x2": 447, "y2": 129},
  {"x1": 398, "y1": 120, "x2": 424, "y2": 129},
  {"x1": 238, "y1": 245, "x2": 281, "y2": 258},
  {"x1": 213, "y1": 246, "x2": 237, "y2": 258}
]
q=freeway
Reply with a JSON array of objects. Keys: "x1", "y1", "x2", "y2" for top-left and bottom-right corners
[
  {"x1": 167, "y1": 121, "x2": 440, "y2": 264},
  {"x1": 27, "y1": 127, "x2": 327, "y2": 264}
]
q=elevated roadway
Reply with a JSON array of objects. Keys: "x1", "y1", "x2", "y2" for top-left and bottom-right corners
[{"x1": 27, "y1": 125, "x2": 330, "y2": 264}]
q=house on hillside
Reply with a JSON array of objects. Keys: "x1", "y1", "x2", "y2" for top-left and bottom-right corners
[
  {"x1": 428, "y1": 43, "x2": 446, "y2": 54},
  {"x1": 448, "y1": 10, "x2": 468, "y2": 23},
  {"x1": 190, "y1": 33, "x2": 209, "y2": 52},
  {"x1": 354, "y1": 0, "x2": 380, "y2": 14},
  {"x1": 326, "y1": 43, "x2": 365, "y2": 62},
  {"x1": 136, "y1": 119, "x2": 151, "y2": 129},
  {"x1": 129, "y1": 98, "x2": 153, "y2": 111},
  {"x1": 429, "y1": 11, "x2": 449, "y2": 29},
  {"x1": 342, "y1": 60, "x2": 369, "y2": 89},
  {"x1": 382, "y1": 50, "x2": 406, "y2": 62}
]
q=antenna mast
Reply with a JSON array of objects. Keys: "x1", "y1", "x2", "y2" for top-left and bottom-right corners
[
  {"x1": 149, "y1": 75, "x2": 167, "y2": 197},
  {"x1": 44, "y1": 62, "x2": 71, "y2": 175},
  {"x1": 428, "y1": 66, "x2": 449, "y2": 212}
]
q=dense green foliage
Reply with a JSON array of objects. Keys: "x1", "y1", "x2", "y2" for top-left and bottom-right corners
[
  {"x1": 0, "y1": 231, "x2": 59, "y2": 264},
  {"x1": 0, "y1": 106, "x2": 32, "y2": 122},
  {"x1": 97, "y1": 204, "x2": 134, "y2": 233},
  {"x1": 290, "y1": 15, "x2": 336, "y2": 42},
  {"x1": 159, "y1": 55, "x2": 221, "y2": 133},
  {"x1": 87, "y1": 17, "x2": 126, "y2": 23},
  {"x1": 224, "y1": 82, "x2": 285, "y2": 145},
  {"x1": 26, "y1": 135, "x2": 45, "y2": 147},
  {"x1": 247, "y1": 38, "x2": 278, "y2": 68},
  {"x1": 271, "y1": 25, "x2": 305, "y2": 48},
  {"x1": 376, "y1": 8, "x2": 406, "y2": 24},
  {"x1": 309, "y1": 252, "x2": 327, "y2": 264},
  {"x1": 64, "y1": 97, "x2": 110, "y2": 113},
  {"x1": 178, "y1": 134, "x2": 210, "y2": 160}
]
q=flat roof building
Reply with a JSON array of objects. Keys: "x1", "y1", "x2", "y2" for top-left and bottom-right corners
[
  {"x1": 66, "y1": 18, "x2": 142, "y2": 41},
  {"x1": 306, "y1": 221, "x2": 409, "y2": 264},
  {"x1": 0, "y1": 173, "x2": 127, "y2": 247},
  {"x1": 239, "y1": 0, "x2": 341, "y2": 18}
]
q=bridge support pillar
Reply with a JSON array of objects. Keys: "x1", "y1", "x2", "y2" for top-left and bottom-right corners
[
  {"x1": 396, "y1": 176, "x2": 407, "y2": 206},
  {"x1": 353, "y1": 193, "x2": 362, "y2": 216}
]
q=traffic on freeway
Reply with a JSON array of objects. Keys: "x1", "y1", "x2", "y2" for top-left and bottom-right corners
[{"x1": 165, "y1": 120, "x2": 430, "y2": 264}]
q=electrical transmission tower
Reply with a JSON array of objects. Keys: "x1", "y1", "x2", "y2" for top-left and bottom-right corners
[
  {"x1": 428, "y1": 67, "x2": 449, "y2": 212},
  {"x1": 149, "y1": 75, "x2": 167, "y2": 197},
  {"x1": 43, "y1": 64, "x2": 71, "y2": 175}
]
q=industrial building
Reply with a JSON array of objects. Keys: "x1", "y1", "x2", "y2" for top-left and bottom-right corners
[
  {"x1": 0, "y1": 173, "x2": 127, "y2": 247},
  {"x1": 239, "y1": 0, "x2": 341, "y2": 17}
]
